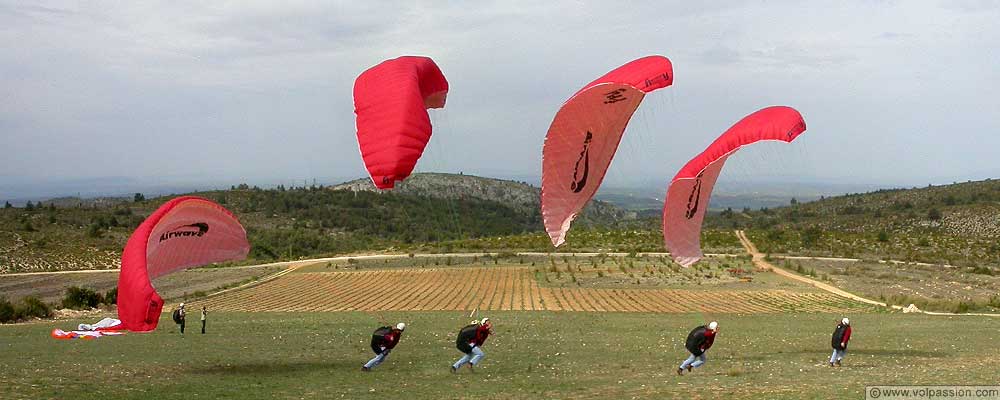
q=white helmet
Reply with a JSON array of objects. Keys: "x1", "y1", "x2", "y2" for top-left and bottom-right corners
[
  {"x1": 708, "y1": 321, "x2": 718, "y2": 331},
  {"x1": 396, "y1": 322, "x2": 406, "y2": 331},
  {"x1": 842, "y1": 318, "x2": 849, "y2": 325},
  {"x1": 480, "y1": 317, "x2": 490, "y2": 326},
  {"x1": 179, "y1": 303, "x2": 185, "y2": 308}
]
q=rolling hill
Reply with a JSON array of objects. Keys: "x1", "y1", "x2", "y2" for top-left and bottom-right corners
[
  {"x1": 0, "y1": 173, "x2": 632, "y2": 273},
  {"x1": 704, "y1": 179, "x2": 1000, "y2": 267}
]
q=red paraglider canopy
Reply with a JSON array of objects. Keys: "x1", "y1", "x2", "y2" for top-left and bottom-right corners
[
  {"x1": 117, "y1": 196, "x2": 249, "y2": 332},
  {"x1": 663, "y1": 106, "x2": 806, "y2": 266},
  {"x1": 354, "y1": 56, "x2": 449, "y2": 189},
  {"x1": 541, "y1": 55, "x2": 673, "y2": 246}
]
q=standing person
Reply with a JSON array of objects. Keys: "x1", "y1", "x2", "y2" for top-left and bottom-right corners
[
  {"x1": 677, "y1": 321, "x2": 718, "y2": 375},
  {"x1": 829, "y1": 317, "x2": 852, "y2": 367},
  {"x1": 171, "y1": 303, "x2": 186, "y2": 335},
  {"x1": 362, "y1": 322, "x2": 406, "y2": 372},
  {"x1": 200, "y1": 306, "x2": 208, "y2": 334},
  {"x1": 451, "y1": 318, "x2": 493, "y2": 373}
]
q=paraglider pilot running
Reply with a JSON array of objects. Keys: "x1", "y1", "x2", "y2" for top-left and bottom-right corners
[
  {"x1": 830, "y1": 317, "x2": 852, "y2": 367},
  {"x1": 362, "y1": 322, "x2": 406, "y2": 371},
  {"x1": 452, "y1": 318, "x2": 493, "y2": 372},
  {"x1": 678, "y1": 321, "x2": 718, "y2": 375}
]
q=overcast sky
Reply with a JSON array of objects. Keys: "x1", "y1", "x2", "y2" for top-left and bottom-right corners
[{"x1": 2, "y1": 1, "x2": 998, "y2": 198}]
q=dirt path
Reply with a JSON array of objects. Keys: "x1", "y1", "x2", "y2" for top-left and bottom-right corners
[
  {"x1": 734, "y1": 230, "x2": 1000, "y2": 317},
  {"x1": 734, "y1": 230, "x2": 887, "y2": 307}
]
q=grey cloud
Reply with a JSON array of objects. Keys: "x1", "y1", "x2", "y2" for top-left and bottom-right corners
[{"x1": 2, "y1": 1, "x2": 998, "y2": 199}]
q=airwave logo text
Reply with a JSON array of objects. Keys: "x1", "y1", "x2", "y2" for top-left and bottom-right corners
[{"x1": 160, "y1": 223, "x2": 210, "y2": 242}]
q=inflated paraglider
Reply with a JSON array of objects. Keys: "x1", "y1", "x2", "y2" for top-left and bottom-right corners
[
  {"x1": 663, "y1": 106, "x2": 806, "y2": 266},
  {"x1": 354, "y1": 56, "x2": 449, "y2": 189},
  {"x1": 117, "y1": 196, "x2": 249, "y2": 332},
  {"x1": 541, "y1": 55, "x2": 674, "y2": 246}
]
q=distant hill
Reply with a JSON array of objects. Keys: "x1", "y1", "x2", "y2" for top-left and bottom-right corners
[
  {"x1": 331, "y1": 173, "x2": 633, "y2": 224},
  {"x1": 0, "y1": 173, "x2": 634, "y2": 273}
]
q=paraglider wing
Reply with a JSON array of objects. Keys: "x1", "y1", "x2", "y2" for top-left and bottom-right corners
[
  {"x1": 663, "y1": 106, "x2": 806, "y2": 266},
  {"x1": 117, "y1": 196, "x2": 249, "y2": 332},
  {"x1": 354, "y1": 56, "x2": 449, "y2": 189},
  {"x1": 541, "y1": 56, "x2": 673, "y2": 246}
]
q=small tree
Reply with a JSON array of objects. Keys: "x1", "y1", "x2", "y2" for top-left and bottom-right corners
[
  {"x1": 103, "y1": 288, "x2": 118, "y2": 305},
  {"x1": 133, "y1": 193, "x2": 145, "y2": 202},
  {"x1": 790, "y1": 197, "x2": 798, "y2": 205},
  {"x1": 25, "y1": 201, "x2": 34, "y2": 211},
  {"x1": 0, "y1": 297, "x2": 15, "y2": 322},
  {"x1": 3, "y1": 201, "x2": 11, "y2": 209},
  {"x1": 927, "y1": 208, "x2": 942, "y2": 221},
  {"x1": 19, "y1": 296, "x2": 52, "y2": 319},
  {"x1": 62, "y1": 286, "x2": 104, "y2": 310},
  {"x1": 86, "y1": 223, "x2": 104, "y2": 238}
]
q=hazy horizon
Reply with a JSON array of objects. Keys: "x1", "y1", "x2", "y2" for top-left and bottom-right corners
[{"x1": 2, "y1": 170, "x2": 988, "y2": 205}]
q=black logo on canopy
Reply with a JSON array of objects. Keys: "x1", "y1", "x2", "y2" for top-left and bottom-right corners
[
  {"x1": 603, "y1": 89, "x2": 627, "y2": 104},
  {"x1": 570, "y1": 131, "x2": 593, "y2": 193},
  {"x1": 684, "y1": 173, "x2": 704, "y2": 219},
  {"x1": 159, "y1": 223, "x2": 210, "y2": 242}
]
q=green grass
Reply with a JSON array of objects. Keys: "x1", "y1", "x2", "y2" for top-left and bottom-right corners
[{"x1": 2, "y1": 312, "x2": 998, "y2": 399}]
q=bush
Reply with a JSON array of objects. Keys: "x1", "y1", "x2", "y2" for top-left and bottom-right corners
[
  {"x1": 103, "y1": 288, "x2": 118, "y2": 305},
  {"x1": 61, "y1": 286, "x2": 104, "y2": 310},
  {"x1": 19, "y1": 296, "x2": 52, "y2": 319},
  {"x1": 970, "y1": 266, "x2": 994, "y2": 276},
  {"x1": 0, "y1": 297, "x2": 15, "y2": 323},
  {"x1": 877, "y1": 231, "x2": 890, "y2": 242}
]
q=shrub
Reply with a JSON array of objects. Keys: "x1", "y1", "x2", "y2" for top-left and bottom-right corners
[
  {"x1": 877, "y1": 231, "x2": 890, "y2": 242},
  {"x1": 103, "y1": 288, "x2": 118, "y2": 305},
  {"x1": 61, "y1": 286, "x2": 104, "y2": 310},
  {"x1": 0, "y1": 297, "x2": 15, "y2": 323},
  {"x1": 19, "y1": 296, "x2": 52, "y2": 319},
  {"x1": 970, "y1": 266, "x2": 994, "y2": 276}
]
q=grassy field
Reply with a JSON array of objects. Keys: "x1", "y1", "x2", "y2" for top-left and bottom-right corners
[{"x1": 1, "y1": 311, "x2": 997, "y2": 399}]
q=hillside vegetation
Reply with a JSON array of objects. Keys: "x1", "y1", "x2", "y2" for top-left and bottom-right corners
[
  {"x1": 704, "y1": 179, "x2": 1000, "y2": 268},
  {"x1": 0, "y1": 174, "x2": 636, "y2": 273}
]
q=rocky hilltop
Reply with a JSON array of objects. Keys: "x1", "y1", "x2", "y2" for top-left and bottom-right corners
[{"x1": 331, "y1": 173, "x2": 634, "y2": 225}]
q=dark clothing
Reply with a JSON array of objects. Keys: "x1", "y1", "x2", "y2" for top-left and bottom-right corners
[
  {"x1": 173, "y1": 307, "x2": 186, "y2": 334},
  {"x1": 831, "y1": 324, "x2": 852, "y2": 350},
  {"x1": 456, "y1": 324, "x2": 480, "y2": 354},
  {"x1": 371, "y1": 327, "x2": 402, "y2": 354},
  {"x1": 201, "y1": 320, "x2": 206, "y2": 334},
  {"x1": 685, "y1": 326, "x2": 716, "y2": 356}
]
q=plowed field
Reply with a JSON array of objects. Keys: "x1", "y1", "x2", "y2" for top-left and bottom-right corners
[{"x1": 196, "y1": 266, "x2": 870, "y2": 313}]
